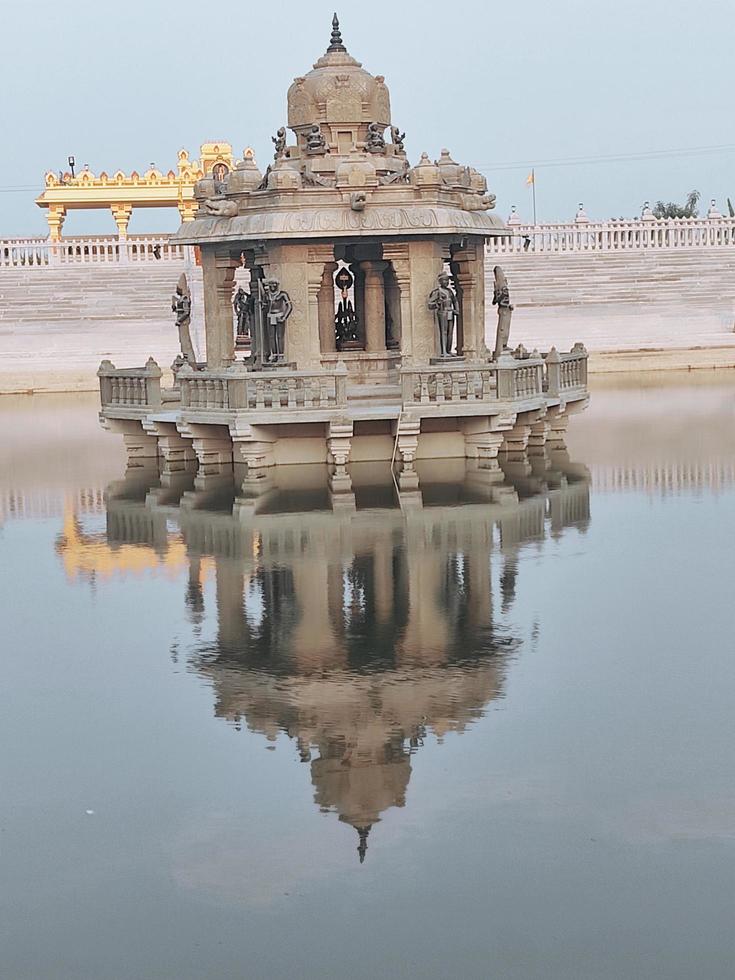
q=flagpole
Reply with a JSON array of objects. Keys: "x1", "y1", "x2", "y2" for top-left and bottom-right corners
[{"x1": 532, "y1": 168, "x2": 537, "y2": 225}]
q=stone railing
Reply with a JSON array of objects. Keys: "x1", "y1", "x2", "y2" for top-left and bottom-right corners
[
  {"x1": 544, "y1": 344, "x2": 588, "y2": 395},
  {"x1": 400, "y1": 363, "x2": 499, "y2": 406},
  {"x1": 400, "y1": 349, "x2": 585, "y2": 408},
  {"x1": 0, "y1": 234, "x2": 186, "y2": 267},
  {"x1": 178, "y1": 363, "x2": 348, "y2": 412},
  {"x1": 98, "y1": 358, "x2": 162, "y2": 408},
  {"x1": 487, "y1": 216, "x2": 735, "y2": 254}
]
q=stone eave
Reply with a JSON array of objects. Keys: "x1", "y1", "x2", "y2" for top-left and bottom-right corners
[{"x1": 171, "y1": 205, "x2": 508, "y2": 245}]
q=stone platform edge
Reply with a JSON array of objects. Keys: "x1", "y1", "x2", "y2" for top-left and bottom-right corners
[{"x1": 3, "y1": 349, "x2": 735, "y2": 395}]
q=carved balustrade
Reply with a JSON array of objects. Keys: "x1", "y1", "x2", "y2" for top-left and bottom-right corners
[
  {"x1": 97, "y1": 358, "x2": 163, "y2": 408},
  {"x1": 544, "y1": 344, "x2": 588, "y2": 395},
  {"x1": 178, "y1": 363, "x2": 348, "y2": 413},
  {"x1": 401, "y1": 364, "x2": 499, "y2": 407}
]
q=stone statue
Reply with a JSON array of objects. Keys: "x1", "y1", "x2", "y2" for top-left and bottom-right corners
[
  {"x1": 272, "y1": 127, "x2": 287, "y2": 159},
  {"x1": 390, "y1": 125, "x2": 406, "y2": 153},
  {"x1": 427, "y1": 272, "x2": 459, "y2": 358},
  {"x1": 233, "y1": 286, "x2": 254, "y2": 341},
  {"x1": 212, "y1": 163, "x2": 229, "y2": 195},
  {"x1": 492, "y1": 266, "x2": 513, "y2": 359},
  {"x1": 334, "y1": 266, "x2": 361, "y2": 349},
  {"x1": 172, "y1": 273, "x2": 196, "y2": 362},
  {"x1": 262, "y1": 278, "x2": 293, "y2": 362},
  {"x1": 366, "y1": 122, "x2": 386, "y2": 153},
  {"x1": 305, "y1": 124, "x2": 327, "y2": 155},
  {"x1": 350, "y1": 191, "x2": 367, "y2": 212}
]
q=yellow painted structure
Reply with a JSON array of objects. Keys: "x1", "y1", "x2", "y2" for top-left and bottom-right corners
[{"x1": 36, "y1": 143, "x2": 236, "y2": 240}]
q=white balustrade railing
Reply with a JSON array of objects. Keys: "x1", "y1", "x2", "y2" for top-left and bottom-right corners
[
  {"x1": 487, "y1": 216, "x2": 735, "y2": 254},
  {"x1": 0, "y1": 234, "x2": 186, "y2": 267}
]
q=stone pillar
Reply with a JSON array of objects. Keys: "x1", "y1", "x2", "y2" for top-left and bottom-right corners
[
  {"x1": 47, "y1": 205, "x2": 66, "y2": 242},
  {"x1": 361, "y1": 260, "x2": 388, "y2": 353},
  {"x1": 177, "y1": 421, "x2": 233, "y2": 467},
  {"x1": 264, "y1": 244, "x2": 321, "y2": 369},
  {"x1": 384, "y1": 266, "x2": 401, "y2": 348},
  {"x1": 452, "y1": 241, "x2": 487, "y2": 360},
  {"x1": 547, "y1": 409, "x2": 570, "y2": 451},
  {"x1": 352, "y1": 262, "x2": 366, "y2": 347},
  {"x1": 111, "y1": 203, "x2": 133, "y2": 238},
  {"x1": 200, "y1": 245, "x2": 239, "y2": 369},
  {"x1": 308, "y1": 245, "x2": 336, "y2": 356},
  {"x1": 383, "y1": 243, "x2": 411, "y2": 358},
  {"x1": 318, "y1": 260, "x2": 338, "y2": 353},
  {"x1": 527, "y1": 416, "x2": 550, "y2": 457},
  {"x1": 406, "y1": 240, "x2": 445, "y2": 362},
  {"x1": 462, "y1": 414, "x2": 515, "y2": 464}
]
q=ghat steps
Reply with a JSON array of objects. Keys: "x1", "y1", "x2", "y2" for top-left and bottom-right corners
[
  {"x1": 492, "y1": 248, "x2": 735, "y2": 308},
  {"x1": 490, "y1": 249, "x2": 735, "y2": 358}
]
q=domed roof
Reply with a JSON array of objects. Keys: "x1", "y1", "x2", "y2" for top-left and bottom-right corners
[{"x1": 287, "y1": 14, "x2": 391, "y2": 137}]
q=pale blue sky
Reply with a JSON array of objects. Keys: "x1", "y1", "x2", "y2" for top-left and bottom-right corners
[{"x1": 2, "y1": 0, "x2": 733, "y2": 235}]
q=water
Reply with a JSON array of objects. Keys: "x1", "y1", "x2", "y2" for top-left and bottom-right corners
[{"x1": 1, "y1": 377, "x2": 735, "y2": 980}]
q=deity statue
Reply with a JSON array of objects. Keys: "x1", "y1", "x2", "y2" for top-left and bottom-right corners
[
  {"x1": 172, "y1": 274, "x2": 196, "y2": 362},
  {"x1": 334, "y1": 266, "x2": 361, "y2": 349},
  {"x1": 233, "y1": 286, "x2": 254, "y2": 342},
  {"x1": 492, "y1": 266, "x2": 513, "y2": 359},
  {"x1": 390, "y1": 125, "x2": 406, "y2": 153},
  {"x1": 272, "y1": 127, "x2": 287, "y2": 159},
  {"x1": 427, "y1": 271, "x2": 458, "y2": 358},
  {"x1": 366, "y1": 122, "x2": 386, "y2": 154},
  {"x1": 212, "y1": 162, "x2": 229, "y2": 195},
  {"x1": 262, "y1": 278, "x2": 293, "y2": 362},
  {"x1": 305, "y1": 124, "x2": 327, "y2": 155}
]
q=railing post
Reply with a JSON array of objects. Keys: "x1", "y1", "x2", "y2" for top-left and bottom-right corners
[
  {"x1": 334, "y1": 360, "x2": 348, "y2": 407},
  {"x1": 143, "y1": 357, "x2": 162, "y2": 407},
  {"x1": 177, "y1": 361, "x2": 194, "y2": 408},
  {"x1": 545, "y1": 347, "x2": 561, "y2": 396},
  {"x1": 496, "y1": 352, "x2": 518, "y2": 400},
  {"x1": 97, "y1": 360, "x2": 115, "y2": 406}
]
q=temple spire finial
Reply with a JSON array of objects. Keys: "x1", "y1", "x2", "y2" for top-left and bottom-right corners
[{"x1": 328, "y1": 12, "x2": 347, "y2": 53}]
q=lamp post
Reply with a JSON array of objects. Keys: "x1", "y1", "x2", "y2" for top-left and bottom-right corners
[{"x1": 68, "y1": 155, "x2": 76, "y2": 178}]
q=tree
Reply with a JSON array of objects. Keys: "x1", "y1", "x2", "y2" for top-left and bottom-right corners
[{"x1": 652, "y1": 190, "x2": 700, "y2": 219}]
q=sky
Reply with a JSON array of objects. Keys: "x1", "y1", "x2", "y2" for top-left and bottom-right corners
[{"x1": 1, "y1": 0, "x2": 734, "y2": 236}]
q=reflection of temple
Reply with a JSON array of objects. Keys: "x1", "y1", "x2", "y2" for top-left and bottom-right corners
[{"x1": 104, "y1": 454, "x2": 590, "y2": 861}]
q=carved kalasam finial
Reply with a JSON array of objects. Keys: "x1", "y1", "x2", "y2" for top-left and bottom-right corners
[{"x1": 328, "y1": 12, "x2": 346, "y2": 52}]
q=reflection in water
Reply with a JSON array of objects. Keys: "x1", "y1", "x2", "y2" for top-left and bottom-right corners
[{"x1": 99, "y1": 455, "x2": 590, "y2": 862}]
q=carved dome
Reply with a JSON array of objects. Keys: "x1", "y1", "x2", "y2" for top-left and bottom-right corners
[{"x1": 287, "y1": 14, "x2": 391, "y2": 155}]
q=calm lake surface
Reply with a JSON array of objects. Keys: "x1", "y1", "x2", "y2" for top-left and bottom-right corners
[{"x1": 2, "y1": 375, "x2": 735, "y2": 980}]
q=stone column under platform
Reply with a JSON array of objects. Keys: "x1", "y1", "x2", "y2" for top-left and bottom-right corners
[
  {"x1": 200, "y1": 246, "x2": 240, "y2": 369},
  {"x1": 461, "y1": 414, "x2": 516, "y2": 464},
  {"x1": 100, "y1": 417, "x2": 158, "y2": 463},
  {"x1": 501, "y1": 409, "x2": 547, "y2": 461},
  {"x1": 142, "y1": 419, "x2": 196, "y2": 470},
  {"x1": 176, "y1": 421, "x2": 233, "y2": 467}
]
